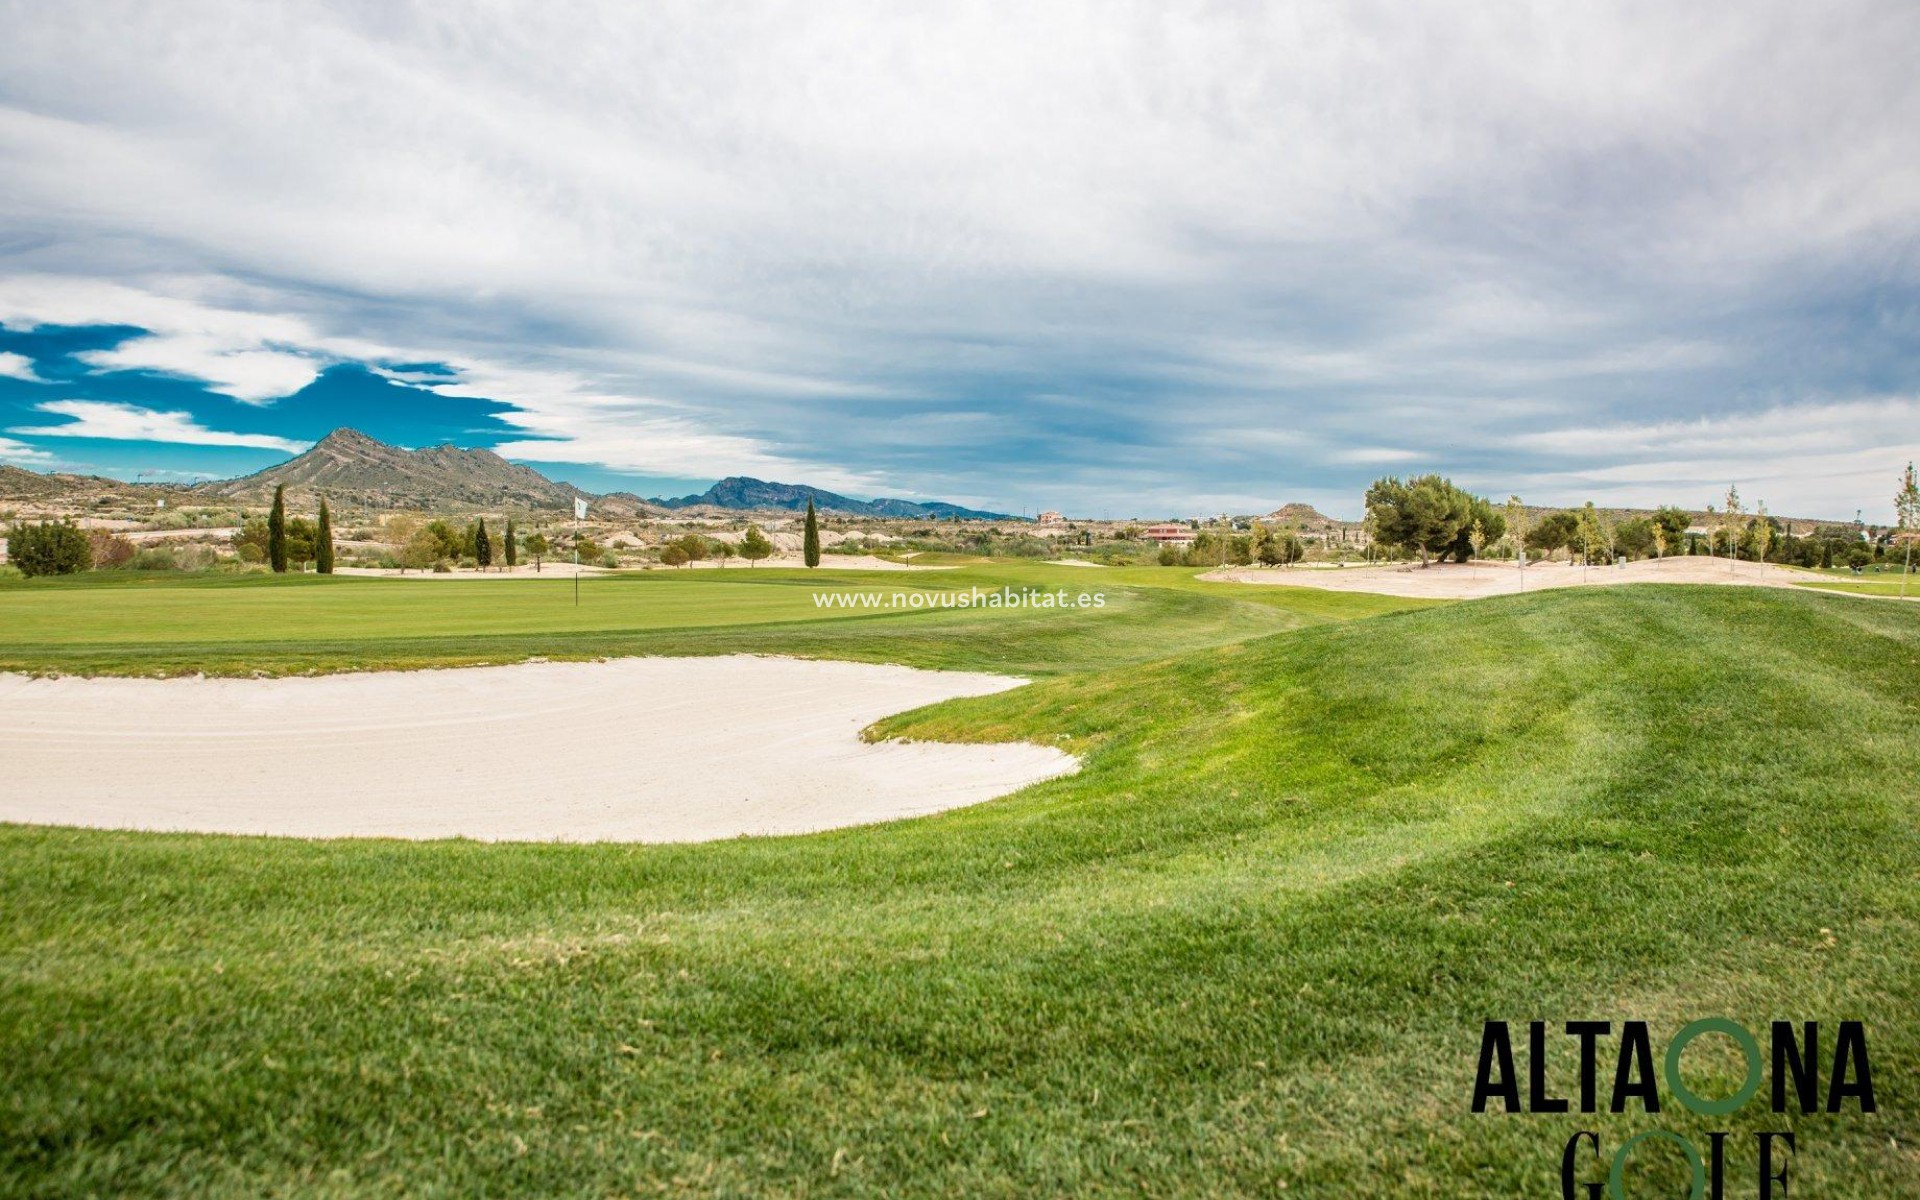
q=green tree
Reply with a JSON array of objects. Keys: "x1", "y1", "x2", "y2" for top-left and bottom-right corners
[
  {"x1": 1651, "y1": 506, "x2": 1690, "y2": 558},
  {"x1": 286, "y1": 517, "x2": 317, "y2": 572},
  {"x1": 1504, "y1": 496, "x2": 1528, "y2": 564},
  {"x1": 424, "y1": 519, "x2": 465, "y2": 561},
  {"x1": 1568, "y1": 502, "x2": 1610, "y2": 564},
  {"x1": 671, "y1": 532, "x2": 709, "y2": 566},
  {"x1": 739, "y1": 524, "x2": 773, "y2": 567},
  {"x1": 1722, "y1": 486, "x2": 1744, "y2": 566},
  {"x1": 660, "y1": 543, "x2": 690, "y2": 568},
  {"x1": 712, "y1": 540, "x2": 734, "y2": 568},
  {"x1": 1526, "y1": 511, "x2": 1579, "y2": 561},
  {"x1": 400, "y1": 526, "x2": 441, "y2": 573},
  {"x1": 1896, "y1": 461, "x2": 1919, "y2": 598},
  {"x1": 1254, "y1": 523, "x2": 1281, "y2": 566},
  {"x1": 474, "y1": 518, "x2": 493, "y2": 570},
  {"x1": 315, "y1": 498, "x2": 335, "y2": 575},
  {"x1": 1749, "y1": 503, "x2": 1775, "y2": 564},
  {"x1": 1615, "y1": 517, "x2": 1655, "y2": 560},
  {"x1": 504, "y1": 517, "x2": 517, "y2": 569},
  {"x1": 268, "y1": 484, "x2": 288, "y2": 573},
  {"x1": 524, "y1": 531, "x2": 548, "y2": 572},
  {"x1": 232, "y1": 517, "x2": 271, "y2": 563},
  {"x1": 5, "y1": 520, "x2": 92, "y2": 577},
  {"x1": 1364, "y1": 475, "x2": 1476, "y2": 566},
  {"x1": 803, "y1": 498, "x2": 821, "y2": 568}
]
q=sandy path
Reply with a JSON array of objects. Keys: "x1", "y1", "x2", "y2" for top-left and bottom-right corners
[
  {"x1": 0, "y1": 657, "x2": 1076, "y2": 842},
  {"x1": 1200, "y1": 557, "x2": 1873, "y2": 599}
]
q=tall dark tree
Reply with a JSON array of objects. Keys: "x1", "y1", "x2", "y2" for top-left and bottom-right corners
[
  {"x1": 803, "y1": 498, "x2": 821, "y2": 568},
  {"x1": 315, "y1": 498, "x2": 335, "y2": 575},
  {"x1": 504, "y1": 517, "x2": 517, "y2": 569},
  {"x1": 474, "y1": 517, "x2": 493, "y2": 569},
  {"x1": 267, "y1": 485, "x2": 288, "y2": 573}
]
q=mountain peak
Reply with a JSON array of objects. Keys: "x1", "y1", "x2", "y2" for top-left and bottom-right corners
[
  {"x1": 194, "y1": 428, "x2": 582, "y2": 511},
  {"x1": 315, "y1": 427, "x2": 380, "y2": 448}
]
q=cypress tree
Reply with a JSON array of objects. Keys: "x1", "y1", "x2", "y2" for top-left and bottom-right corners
[
  {"x1": 315, "y1": 498, "x2": 335, "y2": 575},
  {"x1": 803, "y1": 497, "x2": 821, "y2": 567},
  {"x1": 474, "y1": 517, "x2": 493, "y2": 569},
  {"x1": 504, "y1": 517, "x2": 517, "y2": 569},
  {"x1": 267, "y1": 485, "x2": 288, "y2": 573}
]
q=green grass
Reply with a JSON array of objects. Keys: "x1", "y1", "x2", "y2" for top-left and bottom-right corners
[
  {"x1": 2, "y1": 582, "x2": 1917, "y2": 1196},
  {"x1": 0, "y1": 563, "x2": 1427, "y2": 676},
  {"x1": 1794, "y1": 567, "x2": 1918, "y2": 598}
]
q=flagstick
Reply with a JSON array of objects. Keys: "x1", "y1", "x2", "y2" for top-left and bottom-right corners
[{"x1": 574, "y1": 505, "x2": 580, "y2": 607}]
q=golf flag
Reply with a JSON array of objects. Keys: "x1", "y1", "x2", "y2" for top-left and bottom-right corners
[{"x1": 574, "y1": 496, "x2": 588, "y2": 520}]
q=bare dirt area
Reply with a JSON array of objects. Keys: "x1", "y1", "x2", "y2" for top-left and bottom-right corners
[
  {"x1": 0, "y1": 657, "x2": 1076, "y2": 842},
  {"x1": 1201, "y1": 556, "x2": 1851, "y2": 599}
]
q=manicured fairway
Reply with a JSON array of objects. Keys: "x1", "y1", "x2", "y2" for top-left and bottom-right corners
[
  {"x1": 1795, "y1": 570, "x2": 1919, "y2": 599},
  {"x1": 0, "y1": 564, "x2": 1426, "y2": 676},
  {"x1": 1, "y1": 579, "x2": 1916, "y2": 1197}
]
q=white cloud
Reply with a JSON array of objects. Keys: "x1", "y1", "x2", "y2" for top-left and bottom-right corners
[
  {"x1": 0, "y1": 351, "x2": 46, "y2": 382},
  {"x1": 440, "y1": 364, "x2": 884, "y2": 492},
  {"x1": 0, "y1": 436, "x2": 55, "y2": 465},
  {"x1": 1331, "y1": 447, "x2": 1425, "y2": 465},
  {"x1": 0, "y1": 277, "x2": 361, "y2": 403},
  {"x1": 10, "y1": 400, "x2": 310, "y2": 453},
  {"x1": 0, "y1": 4, "x2": 1915, "y2": 512},
  {"x1": 1489, "y1": 397, "x2": 1920, "y2": 520}
]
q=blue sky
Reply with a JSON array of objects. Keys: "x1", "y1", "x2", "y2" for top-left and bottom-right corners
[{"x1": 1, "y1": 3, "x2": 1917, "y2": 519}]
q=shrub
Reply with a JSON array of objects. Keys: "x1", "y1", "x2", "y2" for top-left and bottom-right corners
[
  {"x1": 128, "y1": 546, "x2": 179, "y2": 571},
  {"x1": 5, "y1": 520, "x2": 92, "y2": 577},
  {"x1": 89, "y1": 532, "x2": 137, "y2": 569}
]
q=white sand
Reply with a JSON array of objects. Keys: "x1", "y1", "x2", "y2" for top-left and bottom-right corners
[
  {"x1": 0, "y1": 657, "x2": 1077, "y2": 842},
  {"x1": 1201, "y1": 556, "x2": 1877, "y2": 599}
]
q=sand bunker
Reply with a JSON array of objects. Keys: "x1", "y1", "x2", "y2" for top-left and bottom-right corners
[
  {"x1": 0, "y1": 657, "x2": 1076, "y2": 842},
  {"x1": 1201, "y1": 556, "x2": 1865, "y2": 600}
]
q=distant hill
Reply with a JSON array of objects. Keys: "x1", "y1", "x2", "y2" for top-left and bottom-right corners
[
  {"x1": 653, "y1": 476, "x2": 1012, "y2": 520},
  {"x1": 1263, "y1": 503, "x2": 1340, "y2": 529},
  {"x1": 0, "y1": 464, "x2": 170, "y2": 505},
  {"x1": 191, "y1": 428, "x2": 603, "y2": 511}
]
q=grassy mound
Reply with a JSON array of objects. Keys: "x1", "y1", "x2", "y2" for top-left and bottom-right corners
[{"x1": 1, "y1": 585, "x2": 1916, "y2": 1196}]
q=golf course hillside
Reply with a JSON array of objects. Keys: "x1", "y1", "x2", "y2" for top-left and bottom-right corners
[{"x1": 3, "y1": 579, "x2": 1915, "y2": 1197}]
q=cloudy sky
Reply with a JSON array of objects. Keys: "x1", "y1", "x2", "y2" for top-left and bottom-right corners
[{"x1": 1, "y1": 2, "x2": 1916, "y2": 519}]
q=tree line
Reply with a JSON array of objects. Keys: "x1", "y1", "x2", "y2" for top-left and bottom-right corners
[{"x1": 1362, "y1": 472, "x2": 1920, "y2": 572}]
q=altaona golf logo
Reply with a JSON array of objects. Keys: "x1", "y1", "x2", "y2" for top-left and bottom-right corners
[{"x1": 1472, "y1": 1018, "x2": 1876, "y2": 1198}]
